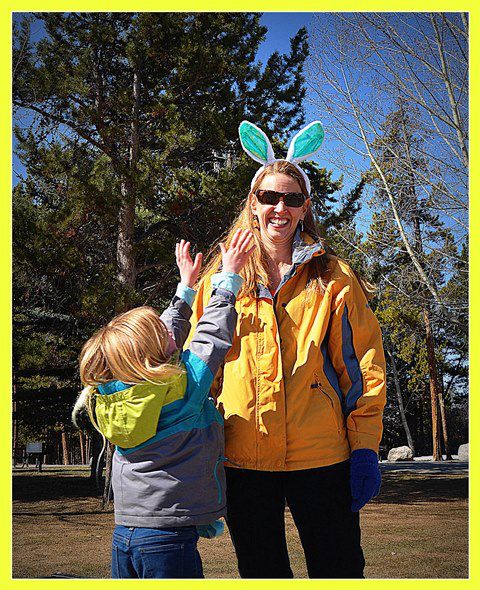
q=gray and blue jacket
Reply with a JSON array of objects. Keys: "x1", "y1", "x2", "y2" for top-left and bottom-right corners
[{"x1": 94, "y1": 272, "x2": 242, "y2": 528}]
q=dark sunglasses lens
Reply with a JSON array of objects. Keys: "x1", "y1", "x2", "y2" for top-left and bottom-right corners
[
  {"x1": 284, "y1": 193, "x2": 305, "y2": 207},
  {"x1": 256, "y1": 190, "x2": 278, "y2": 205},
  {"x1": 256, "y1": 190, "x2": 305, "y2": 207}
]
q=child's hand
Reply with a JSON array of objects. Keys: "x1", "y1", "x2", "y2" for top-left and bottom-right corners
[
  {"x1": 176, "y1": 240, "x2": 203, "y2": 288},
  {"x1": 219, "y1": 229, "x2": 255, "y2": 274}
]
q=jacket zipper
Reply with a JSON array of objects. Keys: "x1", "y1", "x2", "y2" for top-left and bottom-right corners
[{"x1": 313, "y1": 374, "x2": 341, "y2": 434}]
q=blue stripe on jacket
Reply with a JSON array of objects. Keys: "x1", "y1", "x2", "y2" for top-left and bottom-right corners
[
  {"x1": 320, "y1": 337, "x2": 345, "y2": 411},
  {"x1": 342, "y1": 304, "x2": 364, "y2": 415}
]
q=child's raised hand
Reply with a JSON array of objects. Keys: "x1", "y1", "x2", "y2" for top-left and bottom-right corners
[
  {"x1": 176, "y1": 240, "x2": 203, "y2": 288},
  {"x1": 219, "y1": 229, "x2": 255, "y2": 274}
]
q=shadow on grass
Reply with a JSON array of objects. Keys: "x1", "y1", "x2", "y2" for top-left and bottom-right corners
[
  {"x1": 13, "y1": 474, "x2": 102, "y2": 502},
  {"x1": 13, "y1": 467, "x2": 468, "y2": 506},
  {"x1": 374, "y1": 472, "x2": 468, "y2": 504},
  {"x1": 13, "y1": 510, "x2": 109, "y2": 517}
]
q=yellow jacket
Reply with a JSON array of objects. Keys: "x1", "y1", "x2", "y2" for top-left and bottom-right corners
[{"x1": 189, "y1": 233, "x2": 386, "y2": 471}]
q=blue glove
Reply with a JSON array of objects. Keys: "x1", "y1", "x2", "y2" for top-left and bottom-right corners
[{"x1": 350, "y1": 448, "x2": 381, "y2": 512}]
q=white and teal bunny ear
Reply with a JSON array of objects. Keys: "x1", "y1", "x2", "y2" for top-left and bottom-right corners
[
  {"x1": 239, "y1": 121, "x2": 276, "y2": 165},
  {"x1": 286, "y1": 121, "x2": 324, "y2": 164}
]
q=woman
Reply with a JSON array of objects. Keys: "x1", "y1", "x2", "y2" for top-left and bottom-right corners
[{"x1": 188, "y1": 121, "x2": 386, "y2": 579}]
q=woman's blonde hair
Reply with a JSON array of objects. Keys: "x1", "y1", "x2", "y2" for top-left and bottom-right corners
[
  {"x1": 199, "y1": 160, "x2": 374, "y2": 299},
  {"x1": 79, "y1": 306, "x2": 184, "y2": 387}
]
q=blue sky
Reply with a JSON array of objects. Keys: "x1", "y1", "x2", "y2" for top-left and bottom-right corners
[
  {"x1": 257, "y1": 12, "x2": 313, "y2": 64},
  {"x1": 259, "y1": 13, "x2": 360, "y2": 196}
]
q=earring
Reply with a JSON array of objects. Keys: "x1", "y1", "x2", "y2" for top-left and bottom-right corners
[
  {"x1": 299, "y1": 219, "x2": 304, "y2": 232},
  {"x1": 253, "y1": 215, "x2": 260, "y2": 230}
]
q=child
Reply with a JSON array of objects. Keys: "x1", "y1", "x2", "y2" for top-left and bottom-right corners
[{"x1": 73, "y1": 229, "x2": 254, "y2": 579}]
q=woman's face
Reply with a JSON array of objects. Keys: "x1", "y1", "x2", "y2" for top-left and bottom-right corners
[{"x1": 250, "y1": 173, "x2": 310, "y2": 247}]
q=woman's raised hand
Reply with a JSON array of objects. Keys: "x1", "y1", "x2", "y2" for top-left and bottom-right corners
[
  {"x1": 176, "y1": 239, "x2": 203, "y2": 288},
  {"x1": 219, "y1": 229, "x2": 255, "y2": 274}
]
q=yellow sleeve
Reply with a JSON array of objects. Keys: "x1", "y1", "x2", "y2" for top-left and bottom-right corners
[{"x1": 327, "y1": 266, "x2": 387, "y2": 453}]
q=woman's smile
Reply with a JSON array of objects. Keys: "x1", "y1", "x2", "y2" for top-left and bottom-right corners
[{"x1": 268, "y1": 215, "x2": 290, "y2": 228}]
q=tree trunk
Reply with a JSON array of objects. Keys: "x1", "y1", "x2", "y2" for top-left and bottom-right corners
[
  {"x1": 388, "y1": 344, "x2": 415, "y2": 455},
  {"x1": 438, "y1": 387, "x2": 452, "y2": 459},
  {"x1": 116, "y1": 61, "x2": 140, "y2": 295},
  {"x1": 417, "y1": 395, "x2": 424, "y2": 452},
  {"x1": 61, "y1": 429, "x2": 70, "y2": 465},
  {"x1": 102, "y1": 442, "x2": 115, "y2": 508},
  {"x1": 78, "y1": 431, "x2": 86, "y2": 464},
  {"x1": 90, "y1": 430, "x2": 104, "y2": 483},
  {"x1": 423, "y1": 309, "x2": 442, "y2": 460},
  {"x1": 117, "y1": 191, "x2": 136, "y2": 290},
  {"x1": 12, "y1": 380, "x2": 18, "y2": 465},
  {"x1": 85, "y1": 433, "x2": 91, "y2": 465}
]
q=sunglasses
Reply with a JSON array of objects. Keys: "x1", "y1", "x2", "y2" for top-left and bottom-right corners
[{"x1": 254, "y1": 189, "x2": 306, "y2": 208}]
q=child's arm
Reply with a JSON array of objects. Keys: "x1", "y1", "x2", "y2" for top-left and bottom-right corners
[
  {"x1": 159, "y1": 286, "x2": 194, "y2": 354},
  {"x1": 182, "y1": 230, "x2": 254, "y2": 403},
  {"x1": 159, "y1": 240, "x2": 203, "y2": 353}
]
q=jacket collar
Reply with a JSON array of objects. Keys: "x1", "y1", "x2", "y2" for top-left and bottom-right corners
[
  {"x1": 257, "y1": 229, "x2": 325, "y2": 299},
  {"x1": 98, "y1": 380, "x2": 131, "y2": 395},
  {"x1": 291, "y1": 228, "x2": 325, "y2": 265}
]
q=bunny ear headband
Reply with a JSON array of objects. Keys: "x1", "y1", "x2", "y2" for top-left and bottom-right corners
[{"x1": 238, "y1": 120, "x2": 325, "y2": 195}]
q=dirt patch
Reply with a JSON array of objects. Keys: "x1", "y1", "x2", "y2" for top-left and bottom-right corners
[{"x1": 12, "y1": 466, "x2": 468, "y2": 579}]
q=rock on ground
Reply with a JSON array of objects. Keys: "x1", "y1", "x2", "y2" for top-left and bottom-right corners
[
  {"x1": 387, "y1": 446, "x2": 414, "y2": 461},
  {"x1": 457, "y1": 443, "x2": 469, "y2": 461}
]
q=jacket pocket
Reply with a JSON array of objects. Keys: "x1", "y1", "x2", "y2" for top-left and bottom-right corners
[{"x1": 311, "y1": 374, "x2": 343, "y2": 434}]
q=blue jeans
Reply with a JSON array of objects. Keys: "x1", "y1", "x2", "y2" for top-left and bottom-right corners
[{"x1": 111, "y1": 525, "x2": 204, "y2": 578}]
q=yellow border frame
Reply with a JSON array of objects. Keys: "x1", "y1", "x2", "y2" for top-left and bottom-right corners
[{"x1": 4, "y1": 3, "x2": 476, "y2": 588}]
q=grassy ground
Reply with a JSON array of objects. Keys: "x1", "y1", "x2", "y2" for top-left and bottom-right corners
[{"x1": 12, "y1": 465, "x2": 468, "y2": 579}]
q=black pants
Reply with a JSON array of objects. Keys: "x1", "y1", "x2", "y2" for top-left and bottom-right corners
[{"x1": 225, "y1": 461, "x2": 365, "y2": 579}]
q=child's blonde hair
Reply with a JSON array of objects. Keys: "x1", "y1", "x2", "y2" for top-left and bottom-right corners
[
  {"x1": 75, "y1": 306, "x2": 184, "y2": 434},
  {"x1": 79, "y1": 306, "x2": 183, "y2": 387}
]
